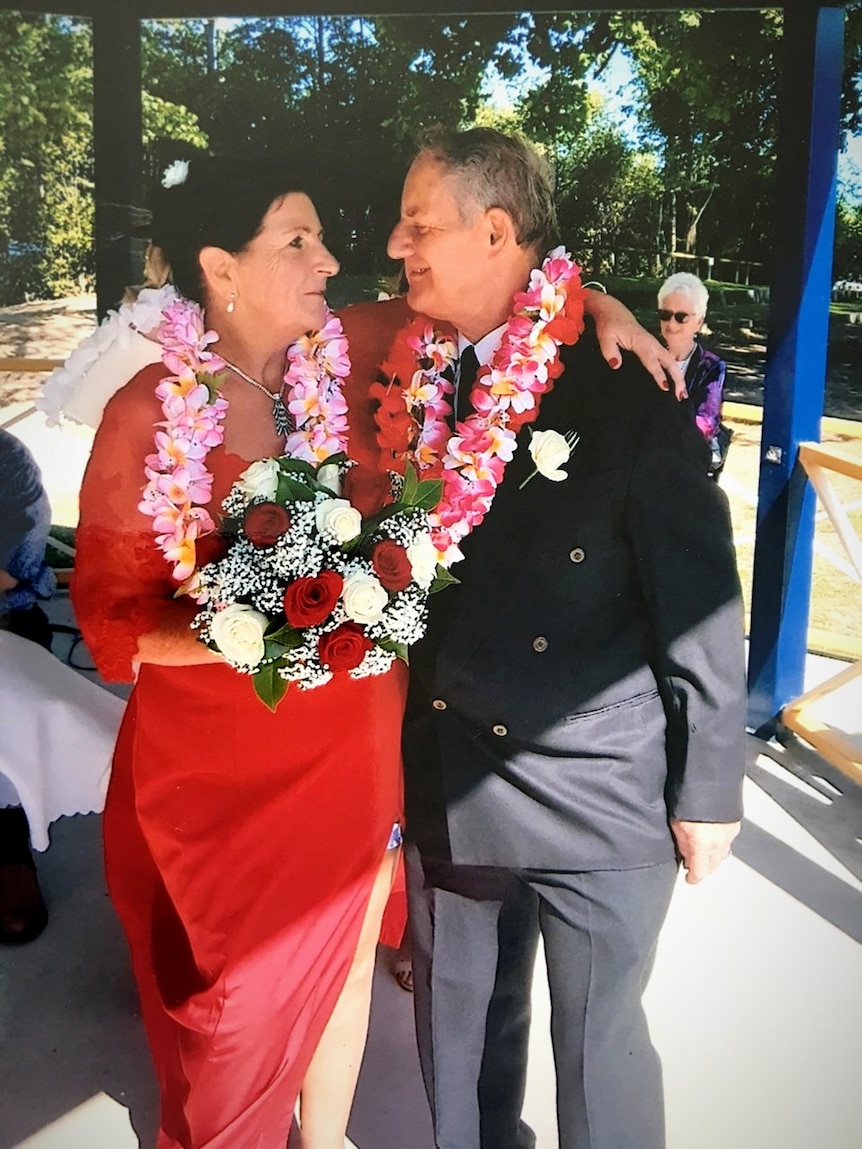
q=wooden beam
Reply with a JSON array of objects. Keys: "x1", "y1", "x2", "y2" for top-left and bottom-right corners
[
  {"x1": 0, "y1": 357, "x2": 64, "y2": 373},
  {"x1": 0, "y1": 0, "x2": 818, "y2": 16},
  {"x1": 747, "y1": 4, "x2": 845, "y2": 735},
  {"x1": 128, "y1": 0, "x2": 777, "y2": 15},
  {"x1": 92, "y1": 5, "x2": 143, "y2": 317}
]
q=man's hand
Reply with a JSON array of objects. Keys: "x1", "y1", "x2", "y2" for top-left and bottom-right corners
[
  {"x1": 670, "y1": 819, "x2": 740, "y2": 884},
  {"x1": 0, "y1": 570, "x2": 19, "y2": 594},
  {"x1": 582, "y1": 290, "x2": 687, "y2": 399}
]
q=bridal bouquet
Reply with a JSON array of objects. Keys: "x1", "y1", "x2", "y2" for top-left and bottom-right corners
[{"x1": 191, "y1": 453, "x2": 455, "y2": 709}]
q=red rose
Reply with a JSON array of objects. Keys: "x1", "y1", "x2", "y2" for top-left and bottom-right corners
[
  {"x1": 343, "y1": 464, "x2": 393, "y2": 519},
  {"x1": 371, "y1": 539, "x2": 413, "y2": 592},
  {"x1": 318, "y1": 622, "x2": 373, "y2": 671},
  {"x1": 283, "y1": 570, "x2": 343, "y2": 627},
  {"x1": 244, "y1": 502, "x2": 291, "y2": 548}
]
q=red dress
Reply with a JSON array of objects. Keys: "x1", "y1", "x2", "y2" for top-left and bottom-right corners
[{"x1": 72, "y1": 364, "x2": 407, "y2": 1149}]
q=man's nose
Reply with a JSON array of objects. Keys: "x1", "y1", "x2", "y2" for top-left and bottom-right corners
[{"x1": 387, "y1": 222, "x2": 411, "y2": 259}]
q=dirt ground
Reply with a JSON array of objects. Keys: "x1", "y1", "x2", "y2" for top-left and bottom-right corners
[{"x1": 2, "y1": 295, "x2": 861, "y2": 648}]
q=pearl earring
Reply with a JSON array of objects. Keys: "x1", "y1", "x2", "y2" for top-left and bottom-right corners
[{"x1": 227, "y1": 293, "x2": 236, "y2": 314}]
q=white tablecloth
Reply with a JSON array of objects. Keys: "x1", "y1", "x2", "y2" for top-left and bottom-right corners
[{"x1": 0, "y1": 630, "x2": 124, "y2": 850}]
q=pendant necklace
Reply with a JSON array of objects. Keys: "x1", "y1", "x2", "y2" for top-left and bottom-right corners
[{"x1": 222, "y1": 358, "x2": 293, "y2": 437}]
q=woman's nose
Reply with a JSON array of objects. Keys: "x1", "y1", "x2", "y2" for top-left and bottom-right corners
[{"x1": 319, "y1": 245, "x2": 340, "y2": 277}]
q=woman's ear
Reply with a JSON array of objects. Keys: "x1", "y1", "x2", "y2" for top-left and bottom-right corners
[{"x1": 198, "y1": 246, "x2": 236, "y2": 307}]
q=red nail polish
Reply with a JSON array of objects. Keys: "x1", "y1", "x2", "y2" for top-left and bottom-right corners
[{"x1": 609, "y1": 356, "x2": 620, "y2": 369}]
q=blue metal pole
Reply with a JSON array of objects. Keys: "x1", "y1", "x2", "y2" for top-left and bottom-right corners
[{"x1": 747, "y1": 4, "x2": 845, "y2": 734}]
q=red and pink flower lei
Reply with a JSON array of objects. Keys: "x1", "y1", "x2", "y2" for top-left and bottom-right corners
[
  {"x1": 373, "y1": 246, "x2": 586, "y2": 564},
  {"x1": 137, "y1": 299, "x2": 350, "y2": 586}
]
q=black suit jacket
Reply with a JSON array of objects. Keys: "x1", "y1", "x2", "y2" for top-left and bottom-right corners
[{"x1": 402, "y1": 330, "x2": 747, "y2": 870}]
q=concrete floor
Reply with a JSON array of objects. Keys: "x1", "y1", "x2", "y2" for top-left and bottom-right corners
[
  {"x1": 1, "y1": 399, "x2": 861, "y2": 1148},
  {"x1": 2, "y1": 632, "x2": 860, "y2": 1148}
]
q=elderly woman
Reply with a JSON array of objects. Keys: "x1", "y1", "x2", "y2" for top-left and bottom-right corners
[
  {"x1": 71, "y1": 156, "x2": 411, "y2": 1149},
  {"x1": 657, "y1": 272, "x2": 731, "y2": 476}
]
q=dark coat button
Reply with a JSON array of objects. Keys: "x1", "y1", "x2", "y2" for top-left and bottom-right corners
[
  {"x1": 569, "y1": 546, "x2": 585, "y2": 563},
  {"x1": 532, "y1": 636, "x2": 549, "y2": 652}
]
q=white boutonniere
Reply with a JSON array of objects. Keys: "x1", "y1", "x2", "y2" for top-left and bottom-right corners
[{"x1": 520, "y1": 428, "x2": 579, "y2": 489}]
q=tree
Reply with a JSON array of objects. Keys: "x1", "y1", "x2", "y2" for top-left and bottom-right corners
[
  {"x1": 0, "y1": 13, "x2": 93, "y2": 300},
  {"x1": 833, "y1": 197, "x2": 862, "y2": 280}
]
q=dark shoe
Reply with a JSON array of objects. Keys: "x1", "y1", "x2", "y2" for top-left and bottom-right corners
[
  {"x1": 0, "y1": 806, "x2": 48, "y2": 943},
  {"x1": 7, "y1": 603, "x2": 53, "y2": 651},
  {"x1": 0, "y1": 863, "x2": 48, "y2": 943}
]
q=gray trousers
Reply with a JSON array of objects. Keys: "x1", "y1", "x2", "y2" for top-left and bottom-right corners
[{"x1": 406, "y1": 847, "x2": 678, "y2": 1149}]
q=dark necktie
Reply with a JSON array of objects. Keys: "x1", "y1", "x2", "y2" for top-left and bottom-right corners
[{"x1": 455, "y1": 344, "x2": 479, "y2": 425}]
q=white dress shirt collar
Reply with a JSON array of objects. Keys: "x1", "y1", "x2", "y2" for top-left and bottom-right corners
[{"x1": 458, "y1": 324, "x2": 507, "y2": 368}]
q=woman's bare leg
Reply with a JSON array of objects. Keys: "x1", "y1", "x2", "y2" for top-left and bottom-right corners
[{"x1": 298, "y1": 846, "x2": 400, "y2": 1149}]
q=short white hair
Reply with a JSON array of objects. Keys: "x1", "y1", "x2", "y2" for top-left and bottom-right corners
[{"x1": 658, "y1": 272, "x2": 709, "y2": 318}]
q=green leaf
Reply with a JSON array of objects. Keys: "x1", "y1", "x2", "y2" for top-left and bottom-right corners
[
  {"x1": 253, "y1": 663, "x2": 289, "y2": 711},
  {"x1": 430, "y1": 566, "x2": 461, "y2": 594},
  {"x1": 413, "y1": 478, "x2": 444, "y2": 511},
  {"x1": 200, "y1": 371, "x2": 225, "y2": 401},
  {"x1": 265, "y1": 623, "x2": 304, "y2": 648},
  {"x1": 276, "y1": 475, "x2": 315, "y2": 503},
  {"x1": 400, "y1": 463, "x2": 420, "y2": 506},
  {"x1": 377, "y1": 637, "x2": 410, "y2": 662},
  {"x1": 278, "y1": 458, "x2": 317, "y2": 478}
]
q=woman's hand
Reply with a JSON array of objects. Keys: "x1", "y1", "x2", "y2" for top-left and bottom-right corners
[
  {"x1": 0, "y1": 570, "x2": 19, "y2": 594},
  {"x1": 134, "y1": 604, "x2": 226, "y2": 668},
  {"x1": 582, "y1": 291, "x2": 688, "y2": 399}
]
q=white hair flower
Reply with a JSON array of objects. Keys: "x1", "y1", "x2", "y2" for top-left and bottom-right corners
[{"x1": 161, "y1": 159, "x2": 189, "y2": 189}]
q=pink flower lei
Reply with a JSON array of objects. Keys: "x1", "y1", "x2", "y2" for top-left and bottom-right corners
[
  {"x1": 138, "y1": 299, "x2": 350, "y2": 587},
  {"x1": 378, "y1": 246, "x2": 586, "y2": 565}
]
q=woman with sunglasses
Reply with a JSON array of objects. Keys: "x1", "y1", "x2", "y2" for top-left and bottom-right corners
[{"x1": 657, "y1": 272, "x2": 731, "y2": 477}]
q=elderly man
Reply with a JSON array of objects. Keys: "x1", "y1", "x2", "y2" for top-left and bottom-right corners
[{"x1": 342, "y1": 127, "x2": 745, "y2": 1149}]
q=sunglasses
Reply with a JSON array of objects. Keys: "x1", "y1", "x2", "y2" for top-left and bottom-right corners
[{"x1": 657, "y1": 309, "x2": 694, "y2": 323}]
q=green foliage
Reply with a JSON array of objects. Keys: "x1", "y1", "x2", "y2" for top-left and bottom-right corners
[
  {"x1": 3, "y1": 9, "x2": 862, "y2": 302},
  {"x1": 834, "y1": 197, "x2": 862, "y2": 280},
  {"x1": 578, "y1": 10, "x2": 781, "y2": 267},
  {"x1": 0, "y1": 13, "x2": 94, "y2": 301},
  {"x1": 142, "y1": 91, "x2": 208, "y2": 151}
]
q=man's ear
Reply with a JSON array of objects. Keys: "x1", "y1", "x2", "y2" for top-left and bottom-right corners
[
  {"x1": 486, "y1": 207, "x2": 515, "y2": 253},
  {"x1": 198, "y1": 246, "x2": 237, "y2": 306}
]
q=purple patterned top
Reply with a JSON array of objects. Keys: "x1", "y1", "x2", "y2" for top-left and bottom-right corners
[{"x1": 684, "y1": 343, "x2": 726, "y2": 443}]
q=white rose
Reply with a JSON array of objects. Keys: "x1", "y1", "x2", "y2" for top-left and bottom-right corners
[
  {"x1": 316, "y1": 498, "x2": 361, "y2": 543},
  {"x1": 406, "y1": 532, "x2": 439, "y2": 589},
  {"x1": 209, "y1": 604, "x2": 268, "y2": 667},
  {"x1": 528, "y1": 429, "x2": 572, "y2": 482},
  {"x1": 342, "y1": 571, "x2": 388, "y2": 624},
  {"x1": 237, "y1": 458, "x2": 279, "y2": 502},
  {"x1": 317, "y1": 463, "x2": 342, "y2": 495}
]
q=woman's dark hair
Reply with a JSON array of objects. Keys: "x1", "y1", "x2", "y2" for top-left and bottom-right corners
[{"x1": 149, "y1": 155, "x2": 314, "y2": 304}]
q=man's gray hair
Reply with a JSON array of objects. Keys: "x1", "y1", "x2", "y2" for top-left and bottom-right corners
[
  {"x1": 658, "y1": 272, "x2": 709, "y2": 318},
  {"x1": 417, "y1": 127, "x2": 559, "y2": 261}
]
